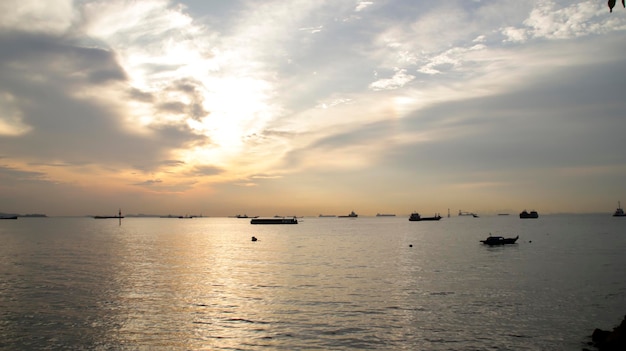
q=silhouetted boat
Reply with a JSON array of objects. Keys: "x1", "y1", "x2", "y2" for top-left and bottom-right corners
[
  {"x1": 0, "y1": 215, "x2": 18, "y2": 220},
  {"x1": 235, "y1": 214, "x2": 258, "y2": 218},
  {"x1": 613, "y1": 201, "x2": 625, "y2": 217},
  {"x1": 376, "y1": 213, "x2": 396, "y2": 217},
  {"x1": 338, "y1": 211, "x2": 358, "y2": 218},
  {"x1": 94, "y1": 209, "x2": 124, "y2": 219},
  {"x1": 319, "y1": 214, "x2": 337, "y2": 217},
  {"x1": 480, "y1": 235, "x2": 519, "y2": 245},
  {"x1": 519, "y1": 210, "x2": 538, "y2": 219},
  {"x1": 251, "y1": 217, "x2": 298, "y2": 224},
  {"x1": 409, "y1": 212, "x2": 442, "y2": 221}
]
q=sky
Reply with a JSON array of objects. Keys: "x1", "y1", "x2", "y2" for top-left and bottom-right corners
[{"x1": 1, "y1": 0, "x2": 626, "y2": 217}]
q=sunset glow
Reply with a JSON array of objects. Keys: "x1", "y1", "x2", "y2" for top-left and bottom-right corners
[{"x1": 1, "y1": 0, "x2": 625, "y2": 216}]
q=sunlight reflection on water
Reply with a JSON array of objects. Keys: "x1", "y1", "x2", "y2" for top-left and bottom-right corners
[{"x1": 0, "y1": 215, "x2": 625, "y2": 350}]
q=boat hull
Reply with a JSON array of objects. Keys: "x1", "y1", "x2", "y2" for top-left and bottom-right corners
[
  {"x1": 409, "y1": 212, "x2": 441, "y2": 221},
  {"x1": 338, "y1": 211, "x2": 358, "y2": 218},
  {"x1": 251, "y1": 218, "x2": 298, "y2": 225},
  {"x1": 409, "y1": 217, "x2": 441, "y2": 221},
  {"x1": 480, "y1": 235, "x2": 519, "y2": 245},
  {"x1": 519, "y1": 211, "x2": 538, "y2": 219}
]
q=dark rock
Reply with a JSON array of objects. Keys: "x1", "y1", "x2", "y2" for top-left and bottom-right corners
[
  {"x1": 588, "y1": 315, "x2": 626, "y2": 351},
  {"x1": 592, "y1": 328, "x2": 612, "y2": 343}
]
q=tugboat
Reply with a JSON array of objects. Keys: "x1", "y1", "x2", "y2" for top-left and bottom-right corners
[{"x1": 613, "y1": 201, "x2": 625, "y2": 217}]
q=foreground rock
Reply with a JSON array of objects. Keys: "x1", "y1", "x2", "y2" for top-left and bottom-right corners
[{"x1": 585, "y1": 315, "x2": 626, "y2": 351}]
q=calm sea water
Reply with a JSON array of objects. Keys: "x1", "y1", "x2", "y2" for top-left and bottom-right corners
[{"x1": 1, "y1": 214, "x2": 625, "y2": 350}]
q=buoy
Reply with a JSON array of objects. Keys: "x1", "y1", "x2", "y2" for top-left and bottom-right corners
[
  {"x1": 251, "y1": 236, "x2": 257, "y2": 242},
  {"x1": 409, "y1": 244, "x2": 413, "y2": 247}
]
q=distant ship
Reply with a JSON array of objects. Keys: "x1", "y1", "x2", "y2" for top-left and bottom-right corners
[
  {"x1": 160, "y1": 215, "x2": 194, "y2": 218},
  {"x1": 409, "y1": 212, "x2": 442, "y2": 221},
  {"x1": 338, "y1": 211, "x2": 358, "y2": 218},
  {"x1": 94, "y1": 209, "x2": 124, "y2": 219},
  {"x1": 319, "y1": 214, "x2": 337, "y2": 217},
  {"x1": 613, "y1": 201, "x2": 625, "y2": 217},
  {"x1": 376, "y1": 213, "x2": 396, "y2": 217},
  {"x1": 519, "y1": 210, "x2": 539, "y2": 219},
  {"x1": 251, "y1": 217, "x2": 298, "y2": 225},
  {"x1": 234, "y1": 214, "x2": 258, "y2": 219}
]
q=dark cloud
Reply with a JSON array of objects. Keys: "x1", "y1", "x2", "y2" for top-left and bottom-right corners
[
  {"x1": 158, "y1": 101, "x2": 187, "y2": 114},
  {"x1": 281, "y1": 55, "x2": 626, "y2": 180},
  {"x1": 128, "y1": 88, "x2": 155, "y2": 102},
  {"x1": 382, "y1": 59, "x2": 626, "y2": 176},
  {"x1": 0, "y1": 165, "x2": 48, "y2": 182},
  {"x1": 0, "y1": 30, "x2": 209, "y2": 173},
  {"x1": 0, "y1": 31, "x2": 126, "y2": 85},
  {"x1": 169, "y1": 79, "x2": 210, "y2": 120}
]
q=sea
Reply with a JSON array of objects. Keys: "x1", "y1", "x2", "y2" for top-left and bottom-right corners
[{"x1": 1, "y1": 214, "x2": 625, "y2": 350}]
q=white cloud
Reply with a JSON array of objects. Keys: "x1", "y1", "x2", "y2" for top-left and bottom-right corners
[
  {"x1": 355, "y1": 1, "x2": 373, "y2": 12},
  {"x1": 0, "y1": 92, "x2": 31, "y2": 136},
  {"x1": 2, "y1": 0, "x2": 626, "y2": 215},
  {"x1": 0, "y1": 0, "x2": 74, "y2": 33},
  {"x1": 369, "y1": 69, "x2": 415, "y2": 90},
  {"x1": 502, "y1": 1, "x2": 626, "y2": 42}
]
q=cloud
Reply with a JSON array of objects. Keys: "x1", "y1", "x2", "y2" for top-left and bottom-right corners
[
  {"x1": 355, "y1": 2, "x2": 374, "y2": 12},
  {"x1": 189, "y1": 165, "x2": 223, "y2": 176},
  {"x1": 369, "y1": 69, "x2": 416, "y2": 90},
  {"x1": 134, "y1": 179, "x2": 163, "y2": 186},
  {"x1": 0, "y1": 92, "x2": 31, "y2": 136},
  {"x1": 0, "y1": 0, "x2": 74, "y2": 34},
  {"x1": 0, "y1": 1, "x2": 213, "y2": 179},
  {"x1": 0, "y1": 165, "x2": 49, "y2": 183},
  {"x1": 1, "y1": 0, "x2": 626, "y2": 215}
]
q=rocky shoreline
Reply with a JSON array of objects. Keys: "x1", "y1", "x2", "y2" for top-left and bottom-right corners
[{"x1": 584, "y1": 315, "x2": 626, "y2": 351}]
